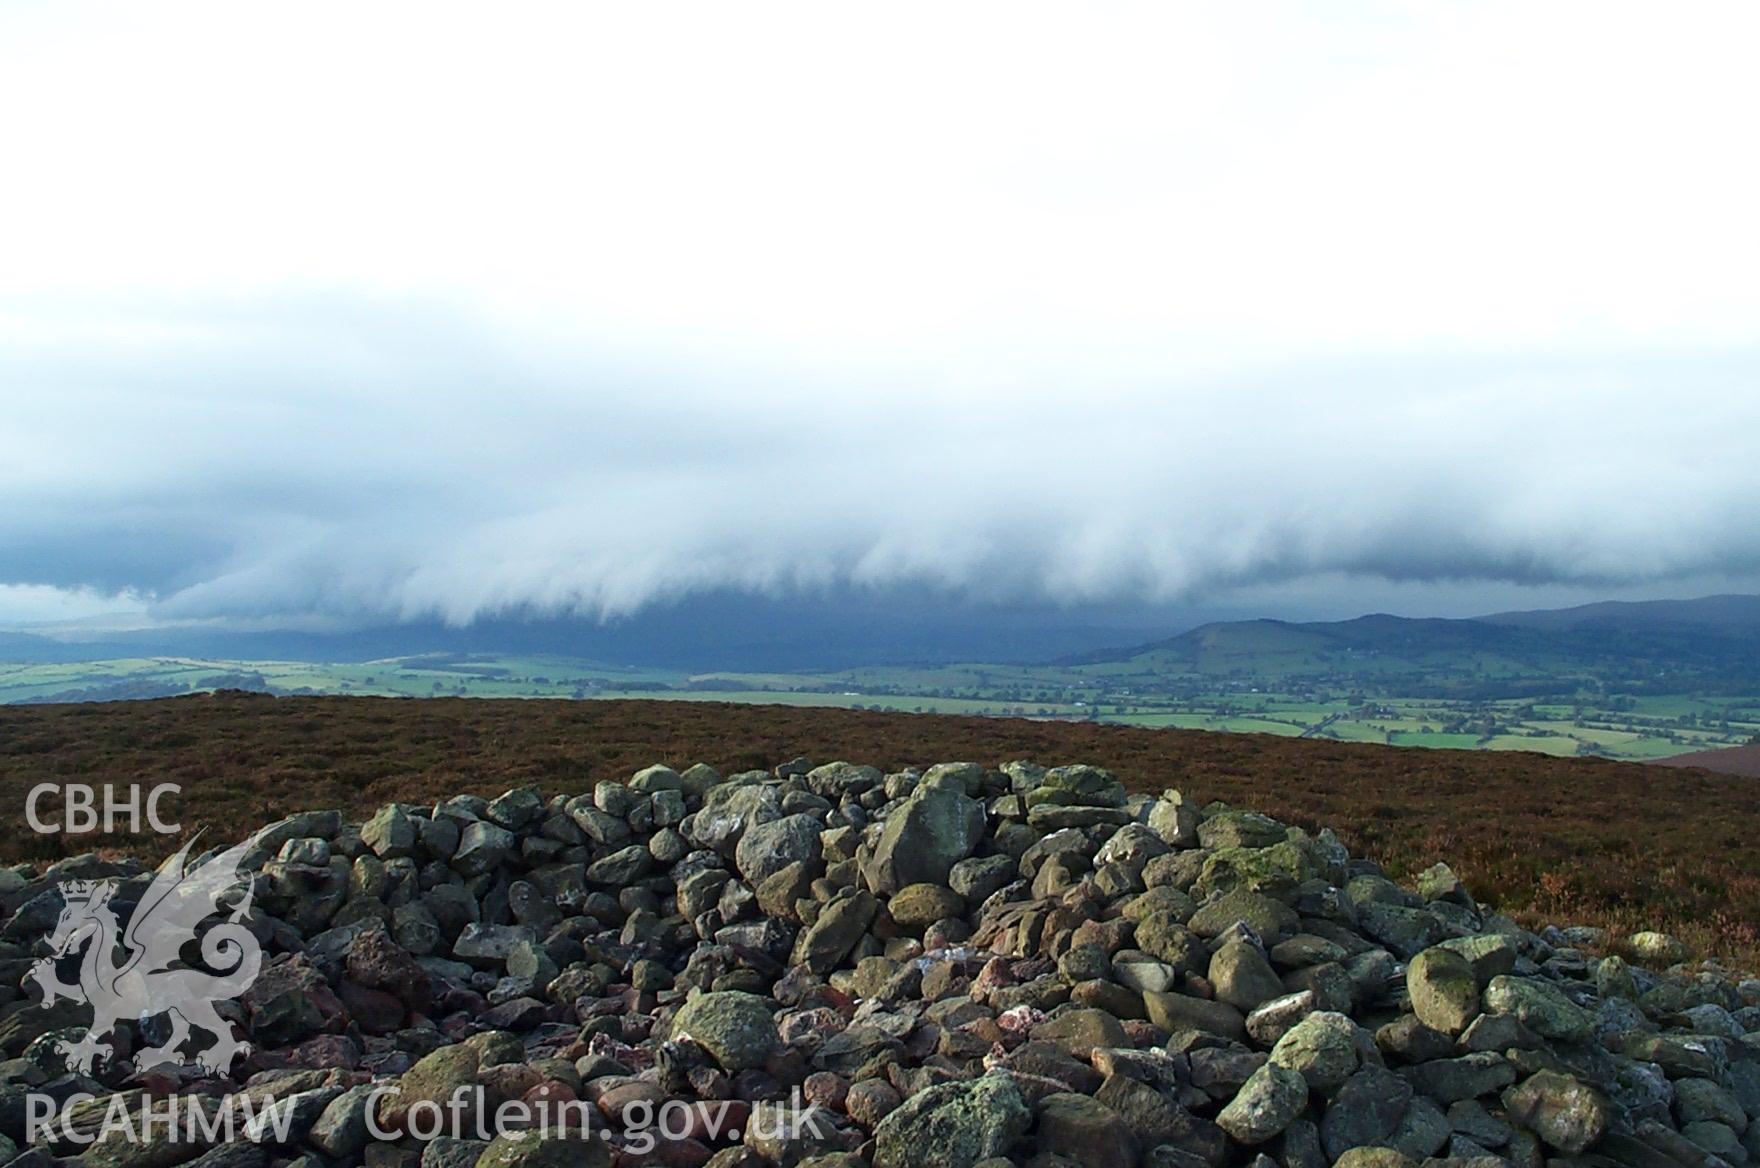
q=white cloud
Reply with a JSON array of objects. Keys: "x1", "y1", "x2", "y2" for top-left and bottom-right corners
[
  {"x1": 1, "y1": 3, "x2": 1758, "y2": 629},
  {"x1": 6, "y1": 3, "x2": 1759, "y2": 357},
  {"x1": 0, "y1": 584, "x2": 151, "y2": 629}
]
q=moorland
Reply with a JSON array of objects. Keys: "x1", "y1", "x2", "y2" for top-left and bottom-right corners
[{"x1": 3, "y1": 692, "x2": 1757, "y2": 965}]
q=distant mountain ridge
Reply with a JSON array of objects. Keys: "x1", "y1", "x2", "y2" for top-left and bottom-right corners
[
  {"x1": 1058, "y1": 594, "x2": 1760, "y2": 697},
  {"x1": 10, "y1": 592, "x2": 1760, "y2": 700},
  {"x1": 8, "y1": 593, "x2": 1760, "y2": 760},
  {"x1": 1482, "y1": 593, "x2": 1760, "y2": 632}
]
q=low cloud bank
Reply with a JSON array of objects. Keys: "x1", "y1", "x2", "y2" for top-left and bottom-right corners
[{"x1": 3, "y1": 301, "x2": 1757, "y2": 632}]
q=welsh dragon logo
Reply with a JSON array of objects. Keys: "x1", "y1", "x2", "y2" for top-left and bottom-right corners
[{"x1": 26, "y1": 831, "x2": 265, "y2": 1075}]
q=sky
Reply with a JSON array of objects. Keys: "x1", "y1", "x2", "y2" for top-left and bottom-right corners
[{"x1": 3, "y1": 2, "x2": 1760, "y2": 651}]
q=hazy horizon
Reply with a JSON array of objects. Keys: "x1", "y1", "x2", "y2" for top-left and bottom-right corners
[{"x1": 9, "y1": 587, "x2": 1760, "y2": 676}]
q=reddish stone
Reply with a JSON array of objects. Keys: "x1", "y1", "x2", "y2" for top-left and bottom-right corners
[
  {"x1": 844, "y1": 1079, "x2": 901, "y2": 1130},
  {"x1": 777, "y1": 1007, "x2": 845, "y2": 1045},
  {"x1": 970, "y1": 956, "x2": 1016, "y2": 1000},
  {"x1": 480, "y1": 997, "x2": 553, "y2": 1030},
  {"x1": 587, "y1": 1030, "x2": 655, "y2": 1071},
  {"x1": 439, "y1": 1013, "x2": 480, "y2": 1042},
  {"x1": 687, "y1": 1065, "x2": 732, "y2": 1100},
  {"x1": 614, "y1": 1139, "x2": 713, "y2": 1168},
  {"x1": 579, "y1": 996, "x2": 625, "y2": 1018},
  {"x1": 433, "y1": 985, "x2": 488, "y2": 1015},
  {"x1": 346, "y1": 924, "x2": 432, "y2": 1011},
  {"x1": 802, "y1": 1072, "x2": 848, "y2": 1112},
  {"x1": 597, "y1": 1079, "x2": 668, "y2": 1124},
  {"x1": 903, "y1": 1024, "x2": 941, "y2": 1061},
  {"x1": 287, "y1": 1033, "x2": 363, "y2": 1069},
  {"x1": 674, "y1": 1099, "x2": 750, "y2": 1143},
  {"x1": 523, "y1": 1078, "x2": 580, "y2": 1126},
  {"x1": 1071, "y1": 917, "x2": 1134, "y2": 955},
  {"x1": 996, "y1": 1004, "x2": 1046, "y2": 1035},
  {"x1": 771, "y1": 966, "x2": 823, "y2": 1007},
  {"x1": 361, "y1": 1051, "x2": 415, "y2": 1076},
  {"x1": 763, "y1": 1046, "x2": 809, "y2": 1087},
  {"x1": 338, "y1": 980, "x2": 406, "y2": 1035},
  {"x1": 480, "y1": 1061, "x2": 545, "y2": 1106},
  {"x1": 242, "y1": 953, "x2": 347, "y2": 1041}
]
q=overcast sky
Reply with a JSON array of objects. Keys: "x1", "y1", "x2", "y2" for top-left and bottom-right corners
[{"x1": 3, "y1": 2, "x2": 1760, "y2": 638}]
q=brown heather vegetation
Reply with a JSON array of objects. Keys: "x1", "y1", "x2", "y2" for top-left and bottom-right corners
[
  {"x1": 2, "y1": 692, "x2": 1756, "y2": 965},
  {"x1": 1656, "y1": 742, "x2": 1760, "y2": 778}
]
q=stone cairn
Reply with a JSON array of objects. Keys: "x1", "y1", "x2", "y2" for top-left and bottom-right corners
[{"x1": 0, "y1": 760, "x2": 1756, "y2": 1168}]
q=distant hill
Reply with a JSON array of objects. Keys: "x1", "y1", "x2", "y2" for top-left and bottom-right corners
[
  {"x1": 1061, "y1": 595, "x2": 1760, "y2": 697},
  {"x1": 1483, "y1": 594, "x2": 1760, "y2": 633},
  {"x1": 7, "y1": 593, "x2": 1760, "y2": 760}
]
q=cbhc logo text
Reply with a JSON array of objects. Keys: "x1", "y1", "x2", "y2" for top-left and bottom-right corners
[{"x1": 26, "y1": 784, "x2": 182, "y2": 834}]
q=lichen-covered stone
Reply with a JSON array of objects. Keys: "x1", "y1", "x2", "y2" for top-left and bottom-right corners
[
  {"x1": 1502, "y1": 1071, "x2": 1610, "y2": 1154},
  {"x1": 1216, "y1": 1063, "x2": 1309, "y2": 1144},
  {"x1": 1407, "y1": 946, "x2": 1481, "y2": 1037},
  {"x1": 670, "y1": 990, "x2": 782, "y2": 1071},
  {"x1": 871, "y1": 1073, "x2": 1030, "y2": 1168}
]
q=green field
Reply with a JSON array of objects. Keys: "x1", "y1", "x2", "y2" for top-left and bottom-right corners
[{"x1": 3, "y1": 650, "x2": 1756, "y2": 763}]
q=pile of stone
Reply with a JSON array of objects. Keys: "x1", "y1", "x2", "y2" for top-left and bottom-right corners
[{"x1": 1, "y1": 759, "x2": 1758, "y2": 1168}]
